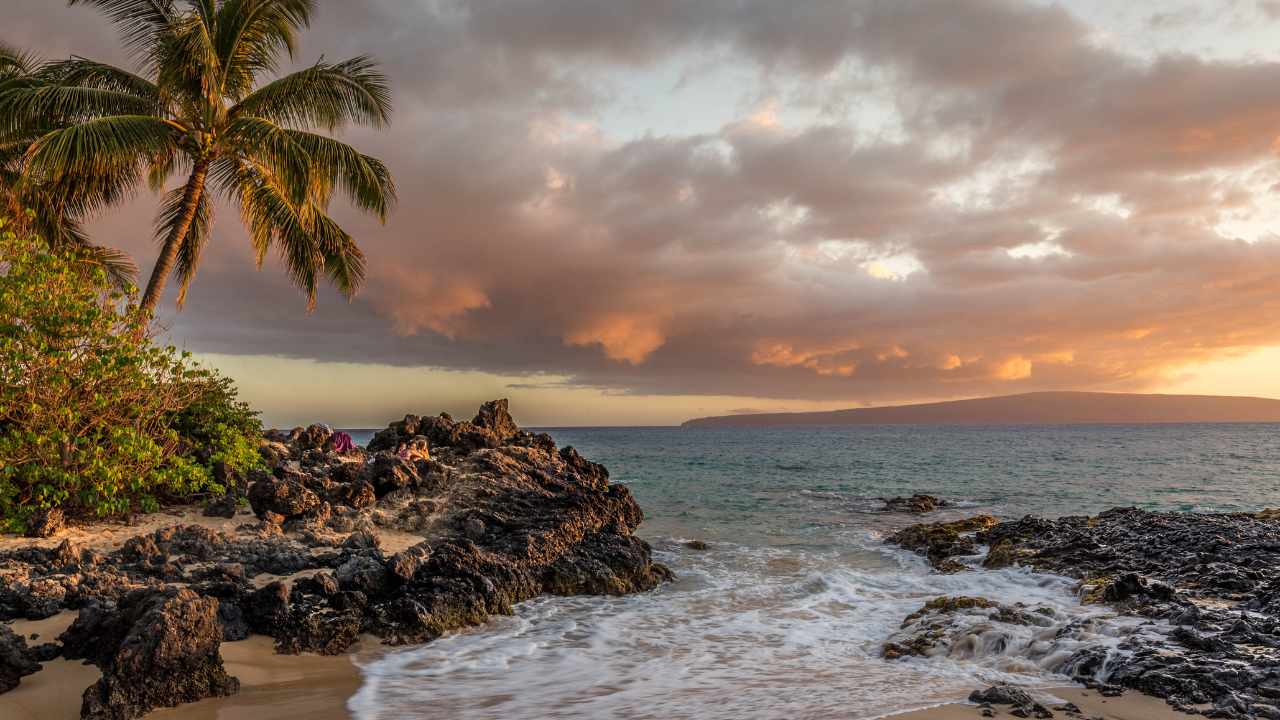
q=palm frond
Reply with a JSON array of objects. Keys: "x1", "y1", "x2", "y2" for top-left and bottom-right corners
[
  {"x1": 285, "y1": 129, "x2": 395, "y2": 221},
  {"x1": 234, "y1": 160, "x2": 340, "y2": 309},
  {"x1": 0, "y1": 40, "x2": 43, "y2": 82},
  {"x1": 0, "y1": 86, "x2": 160, "y2": 141},
  {"x1": 234, "y1": 55, "x2": 391, "y2": 132},
  {"x1": 309, "y1": 207, "x2": 366, "y2": 298},
  {"x1": 217, "y1": 115, "x2": 312, "y2": 202},
  {"x1": 67, "y1": 242, "x2": 140, "y2": 289},
  {"x1": 155, "y1": 13, "x2": 223, "y2": 114},
  {"x1": 0, "y1": 188, "x2": 138, "y2": 288},
  {"x1": 25, "y1": 115, "x2": 177, "y2": 182},
  {"x1": 39, "y1": 58, "x2": 162, "y2": 103},
  {"x1": 215, "y1": 0, "x2": 317, "y2": 98}
]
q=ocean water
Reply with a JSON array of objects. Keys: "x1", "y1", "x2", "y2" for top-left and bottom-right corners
[{"x1": 343, "y1": 423, "x2": 1280, "y2": 719}]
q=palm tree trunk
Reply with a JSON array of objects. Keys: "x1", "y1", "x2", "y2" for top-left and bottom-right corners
[{"x1": 139, "y1": 159, "x2": 210, "y2": 318}]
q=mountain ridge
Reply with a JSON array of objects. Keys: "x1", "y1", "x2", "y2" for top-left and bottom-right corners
[{"x1": 681, "y1": 391, "x2": 1280, "y2": 427}]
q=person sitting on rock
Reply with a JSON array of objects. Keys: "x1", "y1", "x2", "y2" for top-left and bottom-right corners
[{"x1": 398, "y1": 438, "x2": 430, "y2": 462}]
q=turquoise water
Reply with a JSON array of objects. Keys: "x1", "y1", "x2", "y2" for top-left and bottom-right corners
[{"x1": 347, "y1": 423, "x2": 1280, "y2": 720}]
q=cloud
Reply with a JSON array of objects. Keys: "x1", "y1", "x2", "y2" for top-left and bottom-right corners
[{"x1": 11, "y1": 0, "x2": 1280, "y2": 406}]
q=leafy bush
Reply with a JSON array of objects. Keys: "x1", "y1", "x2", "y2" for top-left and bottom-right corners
[
  {"x1": 167, "y1": 376, "x2": 265, "y2": 472},
  {"x1": 0, "y1": 215, "x2": 228, "y2": 531}
]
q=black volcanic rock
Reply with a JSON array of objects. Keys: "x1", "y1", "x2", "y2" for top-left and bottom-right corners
[
  {"x1": 247, "y1": 477, "x2": 319, "y2": 519},
  {"x1": 885, "y1": 506, "x2": 1280, "y2": 716},
  {"x1": 0, "y1": 625, "x2": 41, "y2": 693},
  {"x1": 472, "y1": 399, "x2": 519, "y2": 440},
  {"x1": 24, "y1": 507, "x2": 64, "y2": 538},
  {"x1": 879, "y1": 494, "x2": 949, "y2": 514},
  {"x1": 72, "y1": 588, "x2": 238, "y2": 720}
]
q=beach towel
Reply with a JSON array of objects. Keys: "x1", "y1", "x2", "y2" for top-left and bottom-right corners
[{"x1": 333, "y1": 431, "x2": 354, "y2": 453}]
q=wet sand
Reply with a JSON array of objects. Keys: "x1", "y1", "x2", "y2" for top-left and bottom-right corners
[{"x1": 894, "y1": 687, "x2": 1204, "y2": 720}]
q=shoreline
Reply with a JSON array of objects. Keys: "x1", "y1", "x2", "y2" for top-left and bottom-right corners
[
  {"x1": 3, "y1": 614, "x2": 1198, "y2": 720},
  {"x1": 1, "y1": 576, "x2": 1200, "y2": 720}
]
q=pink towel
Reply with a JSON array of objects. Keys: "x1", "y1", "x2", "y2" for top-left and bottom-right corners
[{"x1": 333, "y1": 431, "x2": 354, "y2": 453}]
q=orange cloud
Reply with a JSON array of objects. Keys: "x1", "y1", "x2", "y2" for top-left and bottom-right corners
[
  {"x1": 564, "y1": 314, "x2": 670, "y2": 365},
  {"x1": 367, "y1": 268, "x2": 491, "y2": 339},
  {"x1": 996, "y1": 357, "x2": 1033, "y2": 380}
]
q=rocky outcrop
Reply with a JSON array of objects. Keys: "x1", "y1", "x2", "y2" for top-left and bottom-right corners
[
  {"x1": 247, "y1": 473, "x2": 319, "y2": 520},
  {"x1": 885, "y1": 507, "x2": 1280, "y2": 718},
  {"x1": 69, "y1": 588, "x2": 238, "y2": 720},
  {"x1": 884, "y1": 516, "x2": 998, "y2": 572},
  {"x1": 968, "y1": 684, "x2": 1055, "y2": 719},
  {"x1": 0, "y1": 401, "x2": 670, "y2": 719},
  {"x1": 0, "y1": 625, "x2": 41, "y2": 693},
  {"x1": 472, "y1": 399, "x2": 520, "y2": 441},
  {"x1": 879, "y1": 494, "x2": 949, "y2": 514}
]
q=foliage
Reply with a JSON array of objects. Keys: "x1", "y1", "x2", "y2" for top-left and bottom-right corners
[
  {"x1": 168, "y1": 375, "x2": 265, "y2": 472},
  {"x1": 0, "y1": 40, "x2": 138, "y2": 288},
  {"x1": 0, "y1": 217, "x2": 222, "y2": 532},
  {"x1": 0, "y1": 0, "x2": 397, "y2": 316}
]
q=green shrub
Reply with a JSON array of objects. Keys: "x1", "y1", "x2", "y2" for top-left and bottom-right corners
[
  {"x1": 0, "y1": 216, "x2": 225, "y2": 531},
  {"x1": 168, "y1": 376, "x2": 265, "y2": 472}
]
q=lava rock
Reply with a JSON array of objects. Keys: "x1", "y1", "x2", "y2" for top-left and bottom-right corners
[
  {"x1": 472, "y1": 399, "x2": 520, "y2": 441},
  {"x1": 369, "y1": 457, "x2": 419, "y2": 498},
  {"x1": 342, "y1": 531, "x2": 381, "y2": 550},
  {"x1": 24, "y1": 507, "x2": 64, "y2": 538},
  {"x1": 203, "y1": 495, "x2": 238, "y2": 519},
  {"x1": 211, "y1": 463, "x2": 248, "y2": 498},
  {"x1": 325, "y1": 480, "x2": 376, "y2": 509},
  {"x1": 880, "y1": 494, "x2": 950, "y2": 514},
  {"x1": 969, "y1": 683, "x2": 1036, "y2": 707},
  {"x1": 78, "y1": 588, "x2": 239, "y2": 720},
  {"x1": 0, "y1": 625, "x2": 41, "y2": 693},
  {"x1": 247, "y1": 477, "x2": 318, "y2": 519}
]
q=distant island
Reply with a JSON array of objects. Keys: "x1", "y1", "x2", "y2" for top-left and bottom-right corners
[{"x1": 681, "y1": 391, "x2": 1280, "y2": 426}]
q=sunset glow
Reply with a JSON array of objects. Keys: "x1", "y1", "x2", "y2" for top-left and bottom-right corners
[{"x1": 13, "y1": 0, "x2": 1280, "y2": 426}]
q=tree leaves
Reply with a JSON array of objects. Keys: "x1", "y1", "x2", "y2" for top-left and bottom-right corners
[{"x1": 2, "y1": 0, "x2": 394, "y2": 314}]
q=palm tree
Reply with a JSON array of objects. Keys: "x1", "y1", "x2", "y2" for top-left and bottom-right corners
[
  {"x1": 0, "y1": 40, "x2": 137, "y2": 287},
  {"x1": 1, "y1": 0, "x2": 395, "y2": 316}
]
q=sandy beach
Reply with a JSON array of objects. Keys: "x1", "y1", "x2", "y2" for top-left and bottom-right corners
[{"x1": 1, "y1": 607, "x2": 387, "y2": 720}]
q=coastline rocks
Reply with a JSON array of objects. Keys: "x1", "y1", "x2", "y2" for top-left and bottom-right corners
[
  {"x1": 472, "y1": 399, "x2": 519, "y2": 441},
  {"x1": 889, "y1": 508, "x2": 1280, "y2": 717},
  {"x1": 880, "y1": 494, "x2": 950, "y2": 514},
  {"x1": 885, "y1": 516, "x2": 998, "y2": 572},
  {"x1": 0, "y1": 625, "x2": 41, "y2": 693},
  {"x1": 881, "y1": 595, "x2": 1054, "y2": 660},
  {"x1": 0, "y1": 400, "x2": 671, "y2": 719},
  {"x1": 71, "y1": 588, "x2": 238, "y2": 720},
  {"x1": 968, "y1": 684, "x2": 1054, "y2": 719},
  {"x1": 203, "y1": 495, "x2": 238, "y2": 519}
]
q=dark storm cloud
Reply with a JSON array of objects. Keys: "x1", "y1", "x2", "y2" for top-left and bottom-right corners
[{"x1": 10, "y1": 0, "x2": 1280, "y2": 402}]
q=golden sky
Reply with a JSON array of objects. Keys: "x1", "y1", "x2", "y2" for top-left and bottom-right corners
[{"x1": 11, "y1": 0, "x2": 1280, "y2": 426}]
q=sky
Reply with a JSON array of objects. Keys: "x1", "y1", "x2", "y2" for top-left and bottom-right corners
[{"x1": 10, "y1": 0, "x2": 1280, "y2": 427}]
